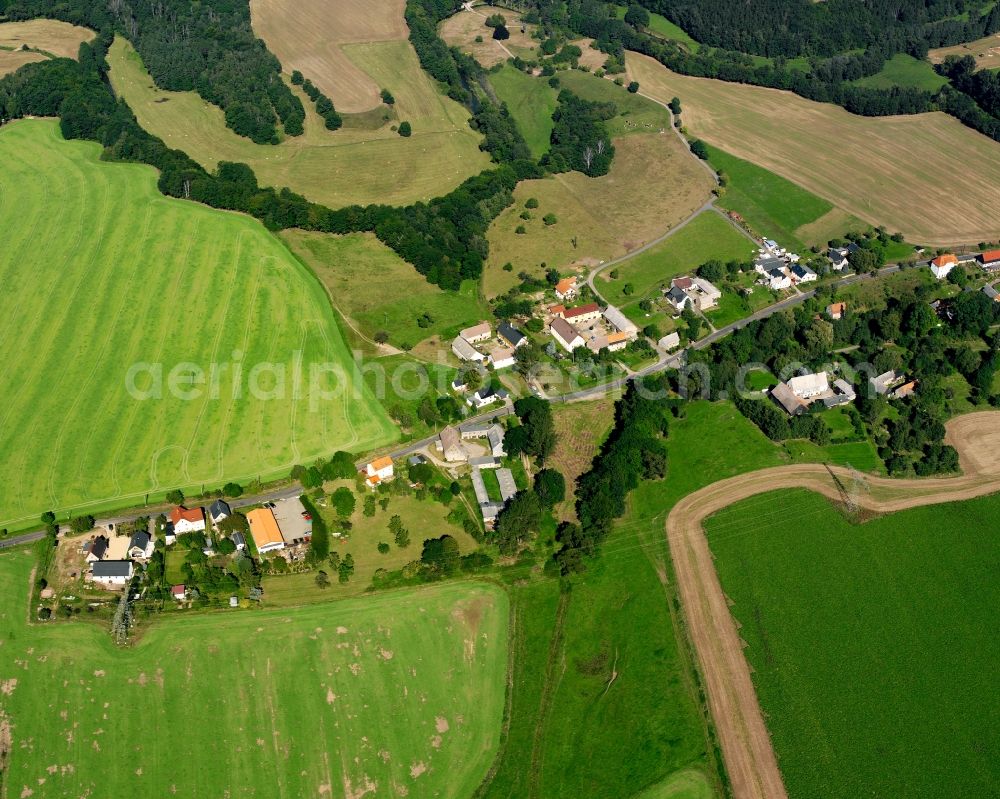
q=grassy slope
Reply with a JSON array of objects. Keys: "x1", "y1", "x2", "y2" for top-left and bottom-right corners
[
  {"x1": 597, "y1": 211, "x2": 756, "y2": 307},
  {"x1": 0, "y1": 549, "x2": 507, "y2": 798},
  {"x1": 627, "y1": 50, "x2": 1000, "y2": 245},
  {"x1": 705, "y1": 489, "x2": 1000, "y2": 798},
  {"x1": 281, "y1": 230, "x2": 489, "y2": 349},
  {"x1": 558, "y1": 69, "x2": 671, "y2": 136},
  {"x1": 491, "y1": 65, "x2": 558, "y2": 158},
  {"x1": 705, "y1": 144, "x2": 859, "y2": 250},
  {"x1": 107, "y1": 37, "x2": 491, "y2": 209},
  {"x1": 851, "y1": 53, "x2": 949, "y2": 91},
  {"x1": 612, "y1": 5, "x2": 700, "y2": 52},
  {"x1": 0, "y1": 120, "x2": 396, "y2": 528}
]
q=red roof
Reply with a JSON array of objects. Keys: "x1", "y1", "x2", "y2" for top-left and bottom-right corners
[
  {"x1": 672, "y1": 276, "x2": 693, "y2": 290},
  {"x1": 170, "y1": 506, "x2": 204, "y2": 525},
  {"x1": 980, "y1": 249, "x2": 1000, "y2": 264},
  {"x1": 171, "y1": 584, "x2": 186, "y2": 596},
  {"x1": 931, "y1": 254, "x2": 957, "y2": 267},
  {"x1": 564, "y1": 303, "x2": 600, "y2": 320},
  {"x1": 555, "y1": 276, "x2": 577, "y2": 294}
]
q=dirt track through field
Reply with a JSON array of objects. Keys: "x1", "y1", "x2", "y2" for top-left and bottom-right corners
[{"x1": 666, "y1": 411, "x2": 1000, "y2": 799}]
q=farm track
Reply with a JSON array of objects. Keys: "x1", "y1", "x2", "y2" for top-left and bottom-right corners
[{"x1": 665, "y1": 410, "x2": 1000, "y2": 799}]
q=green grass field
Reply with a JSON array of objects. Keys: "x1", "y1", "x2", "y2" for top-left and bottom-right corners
[
  {"x1": 107, "y1": 37, "x2": 491, "y2": 209},
  {"x1": 0, "y1": 549, "x2": 507, "y2": 797},
  {"x1": 281, "y1": 230, "x2": 489, "y2": 349},
  {"x1": 0, "y1": 119, "x2": 396, "y2": 529},
  {"x1": 705, "y1": 144, "x2": 857, "y2": 250},
  {"x1": 704, "y1": 489, "x2": 1000, "y2": 798},
  {"x1": 491, "y1": 65, "x2": 558, "y2": 158},
  {"x1": 557, "y1": 69, "x2": 671, "y2": 136},
  {"x1": 851, "y1": 53, "x2": 949, "y2": 92},
  {"x1": 598, "y1": 211, "x2": 756, "y2": 308},
  {"x1": 612, "y1": 5, "x2": 700, "y2": 51}
]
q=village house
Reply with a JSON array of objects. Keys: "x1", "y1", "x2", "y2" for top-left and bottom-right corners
[
  {"x1": 930, "y1": 254, "x2": 958, "y2": 280},
  {"x1": 459, "y1": 321, "x2": 492, "y2": 344},
  {"x1": 91, "y1": 560, "x2": 133, "y2": 588},
  {"x1": 209, "y1": 499, "x2": 231, "y2": 526},
  {"x1": 824, "y1": 378, "x2": 857, "y2": 408},
  {"x1": 870, "y1": 370, "x2": 903, "y2": 396},
  {"x1": 554, "y1": 276, "x2": 578, "y2": 301},
  {"x1": 787, "y1": 372, "x2": 829, "y2": 399},
  {"x1": 171, "y1": 584, "x2": 186, "y2": 601},
  {"x1": 890, "y1": 380, "x2": 917, "y2": 399},
  {"x1": 588, "y1": 331, "x2": 629, "y2": 353},
  {"x1": 231, "y1": 532, "x2": 246, "y2": 552},
  {"x1": 982, "y1": 284, "x2": 1000, "y2": 302},
  {"x1": 979, "y1": 250, "x2": 1000, "y2": 273},
  {"x1": 686, "y1": 277, "x2": 722, "y2": 310},
  {"x1": 602, "y1": 305, "x2": 639, "y2": 338},
  {"x1": 246, "y1": 507, "x2": 285, "y2": 554},
  {"x1": 563, "y1": 303, "x2": 602, "y2": 325},
  {"x1": 664, "y1": 284, "x2": 689, "y2": 312},
  {"x1": 754, "y1": 256, "x2": 786, "y2": 275},
  {"x1": 452, "y1": 335, "x2": 485, "y2": 362},
  {"x1": 85, "y1": 534, "x2": 109, "y2": 563},
  {"x1": 827, "y1": 302, "x2": 846, "y2": 320},
  {"x1": 438, "y1": 425, "x2": 466, "y2": 462},
  {"x1": 461, "y1": 422, "x2": 506, "y2": 457},
  {"x1": 127, "y1": 530, "x2": 154, "y2": 560},
  {"x1": 488, "y1": 345, "x2": 516, "y2": 370},
  {"x1": 548, "y1": 303, "x2": 566, "y2": 318},
  {"x1": 497, "y1": 321, "x2": 527, "y2": 349},
  {"x1": 770, "y1": 382, "x2": 807, "y2": 415},
  {"x1": 658, "y1": 332, "x2": 681, "y2": 351},
  {"x1": 170, "y1": 506, "x2": 206, "y2": 535},
  {"x1": 790, "y1": 263, "x2": 817, "y2": 284},
  {"x1": 550, "y1": 317, "x2": 585, "y2": 352},
  {"x1": 763, "y1": 267, "x2": 792, "y2": 291},
  {"x1": 364, "y1": 456, "x2": 394, "y2": 488},
  {"x1": 828, "y1": 248, "x2": 850, "y2": 271},
  {"x1": 467, "y1": 384, "x2": 509, "y2": 409}
]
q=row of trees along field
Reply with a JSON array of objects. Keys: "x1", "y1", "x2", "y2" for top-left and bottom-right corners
[
  {"x1": 524, "y1": 0, "x2": 1000, "y2": 141},
  {"x1": 0, "y1": 0, "x2": 624, "y2": 291}
]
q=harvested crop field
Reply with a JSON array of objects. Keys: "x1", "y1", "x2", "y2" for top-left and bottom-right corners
[
  {"x1": 484, "y1": 132, "x2": 714, "y2": 297},
  {"x1": 107, "y1": 37, "x2": 491, "y2": 209},
  {"x1": 0, "y1": 550, "x2": 508, "y2": 798},
  {"x1": 0, "y1": 119, "x2": 396, "y2": 529},
  {"x1": 930, "y1": 31, "x2": 1000, "y2": 70},
  {"x1": 0, "y1": 18, "x2": 94, "y2": 75},
  {"x1": 627, "y1": 51, "x2": 1000, "y2": 246},
  {"x1": 250, "y1": 0, "x2": 407, "y2": 112},
  {"x1": 439, "y1": 7, "x2": 537, "y2": 67}
]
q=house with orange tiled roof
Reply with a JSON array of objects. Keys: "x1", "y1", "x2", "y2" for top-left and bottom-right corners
[
  {"x1": 170, "y1": 505, "x2": 206, "y2": 534},
  {"x1": 826, "y1": 302, "x2": 846, "y2": 320},
  {"x1": 246, "y1": 507, "x2": 285, "y2": 554},
  {"x1": 930, "y1": 253, "x2": 957, "y2": 279},
  {"x1": 365, "y1": 456, "x2": 394, "y2": 488},
  {"x1": 554, "y1": 276, "x2": 578, "y2": 301},
  {"x1": 978, "y1": 250, "x2": 1000, "y2": 272}
]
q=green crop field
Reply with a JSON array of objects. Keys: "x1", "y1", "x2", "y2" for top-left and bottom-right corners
[
  {"x1": 851, "y1": 53, "x2": 949, "y2": 92},
  {"x1": 490, "y1": 65, "x2": 558, "y2": 158},
  {"x1": 705, "y1": 144, "x2": 859, "y2": 250},
  {"x1": 281, "y1": 230, "x2": 489, "y2": 350},
  {"x1": 0, "y1": 549, "x2": 507, "y2": 797},
  {"x1": 107, "y1": 37, "x2": 491, "y2": 209},
  {"x1": 704, "y1": 489, "x2": 1000, "y2": 798},
  {"x1": 598, "y1": 211, "x2": 755, "y2": 307},
  {"x1": 0, "y1": 119, "x2": 396, "y2": 529}
]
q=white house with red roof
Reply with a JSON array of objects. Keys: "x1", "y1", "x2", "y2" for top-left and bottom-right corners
[{"x1": 170, "y1": 506, "x2": 206, "y2": 535}]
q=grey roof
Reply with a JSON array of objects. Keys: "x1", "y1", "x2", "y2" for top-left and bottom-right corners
[
  {"x1": 983, "y1": 284, "x2": 999, "y2": 300},
  {"x1": 602, "y1": 305, "x2": 638, "y2": 334},
  {"x1": 666, "y1": 286, "x2": 687, "y2": 304},
  {"x1": 791, "y1": 264, "x2": 815, "y2": 278},
  {"x1": 407, "y1": 454, "x2": 427, "y2": 466},
  {"x1": 551, "y1": 316, "x2": 582, "y2": 345},
  {"x1": 487, "y1": 426, "x2": 505, "y2": 453},
  {"x1": 469, "y1": 456, "x2": 500, "y2": 468},
  {"x1": 231, "y1": 532, "x2": 246, "y2": 548},
  {"x1": 770, "y1": 383, "x2": 806, "y2": 415},
  {"x1": 767, "y1": 267, "x2": 787, "y2": 279},
  {"x1": 128, "y1": 530, "x2": 150, "y2": 551},
  {"x1": 497, "y1": 322, "x2": 525, "y2": 347},
  {"x1": 756, "y1": 257, "x2": 786, "y2": 270},
  {"x1": 846, "y1": 242, "x2": 861, "y2": 254},
  {"x1": 92, "y1": 560, "x2": 133, "y2": 578},
  {"x1": 209, "y1": 499, "x2": 231, "y2": 519},
  {"x1": 496, "y1": 468, "x2": 517, "y2": 502},
  {"x1": 471, "y1": 468, "x2": 491, "y2": 506},
  {"x1": 461, "y1": 421, "x2": 493, "y2": 435},
  {"x1": 90, "y1": 536, "x2": 109, "y2": 560}
]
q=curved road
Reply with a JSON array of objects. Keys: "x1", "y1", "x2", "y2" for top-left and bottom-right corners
[{"x1": 666, "y1": 411, "x2": 1000, "y2": 799}]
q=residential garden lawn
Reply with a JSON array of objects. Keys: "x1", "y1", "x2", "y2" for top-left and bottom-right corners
[
  {"x1": 821, "y1": 405, "x2": 857, "y2": 440},
  {"x1": 107, "y1": 37, "x2": 491, "y2": 209},
  {"x1": 485, "y1": 133, "x2": 714, "y2": 297},
  {"x1": 613, "y1": 4, "x2": 700, "y2": 51},
  {"x1": 281, "y1": 230, "x2": 489, "y2": 350},
  {"x1": 557, "y1": 69, "x2": 672, "y2": 136},
  {"x1": 0, "y1": 18, "x2": 95, "y2": 75},
  {"x1": 0, "y1": 119, "x2": 396, "y2": 531},
  {"x1": 628, "y1": 50, "x2": 1000, "y2": 246},
  {"x1": 850, "y1": 53, "x2": 949, "y2": 91},
  {"x1": 597, "y1": 211, "x2": 756, "y2": 309},
  {"x1": 0, "y1": 549, "x2": 506, "y2": 798},
  {"x1": 704, "y1": 488, "x2": 1000, "y2": 799},
  {"x1": 881, "y1": 238, "x2": 917, "y2": 262},
  {"x1": 744, "y1": 369, "x2": 778, "y2": 392},
  {"x1": 703, "y1": 290, "x2": 755, "y2": 329},
  {"x1": 705, "y1": 144, "x2": 857, "y2": 251},
  {"x1": 831, "y1": 266, "x2": 937, "y2": 311},
  {"x1": 249, "y1": 0, "x2": 407, "y2": 113},
  {"x1": 490, "y1": 64, "x2": 558, "y2": 157},
  {"x1": 261, "y1": 486, "x2": 480, "y2": 603},
  {"x1": 164, "y1": 549, "x2": 187, "y2": 585}
]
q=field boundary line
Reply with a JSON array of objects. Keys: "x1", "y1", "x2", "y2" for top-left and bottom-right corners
[{"x1": 665, "y1": 410, "x2": 1000, "y2": 799}]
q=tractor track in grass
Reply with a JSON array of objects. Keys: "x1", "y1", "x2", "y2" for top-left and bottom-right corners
[{"x1": 665, "y1": 411, "x2": 1000, "y2": 799}]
